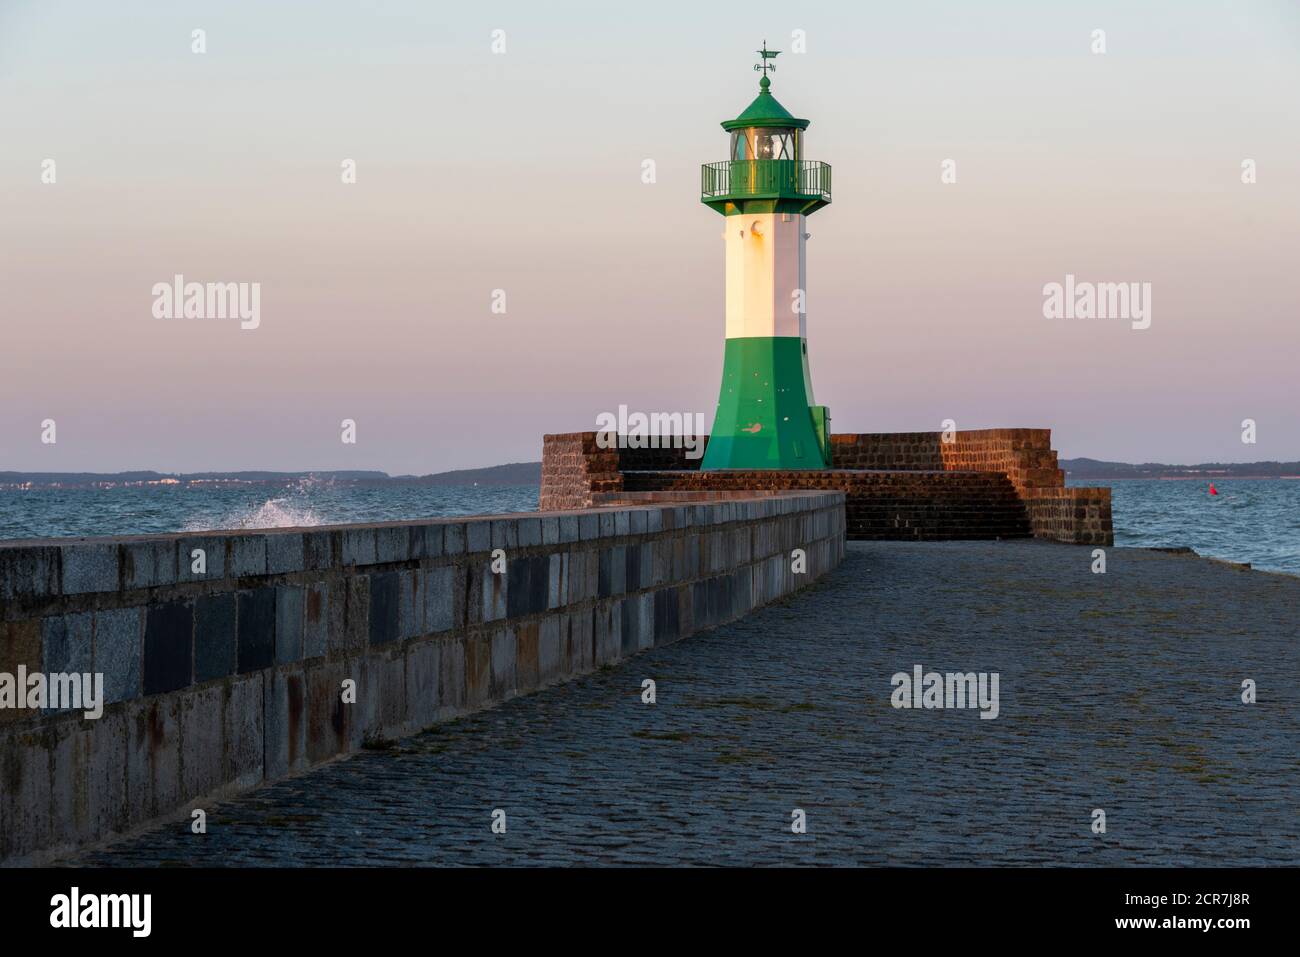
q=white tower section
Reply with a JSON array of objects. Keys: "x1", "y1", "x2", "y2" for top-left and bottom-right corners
[{"x1": 724, "y1": 212, "x2": 807, "y2": 340}]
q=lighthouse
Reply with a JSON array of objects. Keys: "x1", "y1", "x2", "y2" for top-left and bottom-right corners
[{"x1": 700, "y1": 43, "x2": 832, "y2": 470}]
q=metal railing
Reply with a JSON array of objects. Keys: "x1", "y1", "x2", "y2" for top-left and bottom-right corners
[{"x1": 701, "y1": 160, "x2": 831, "y2": 202}]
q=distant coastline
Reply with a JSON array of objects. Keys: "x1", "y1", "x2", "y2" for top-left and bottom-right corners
[
  {"x1": 1060, "y1": 458, "x2": 1300, "y2": 480},
  {"x1": 4, "y1": 458, "x2": 1299, "y2": 490},
  {"x1": 1095, "y1": 475, "x2": 1300, "y2": 481},
  {"x1": 0, "y1": 462, "x2": 543, "y2": 491}
]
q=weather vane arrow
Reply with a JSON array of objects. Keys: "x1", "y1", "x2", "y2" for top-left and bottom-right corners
[{"x1": 754, "y1": 40, "x2": 779, "y2": 75}]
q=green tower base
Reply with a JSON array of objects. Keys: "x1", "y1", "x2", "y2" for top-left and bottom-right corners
[{"x1": 701, "y1": 336, "x2": 831, "y2": 470}]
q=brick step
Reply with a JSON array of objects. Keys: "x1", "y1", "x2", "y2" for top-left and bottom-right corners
[
  {"x1": 847, "y1": 507, "x2": 1029, "y2": 517},
  {"x1": 625, "y1": 484, "x2": 1026, "y2": 498},
  {"x1": 846, "y1": 499, "x2": 1027, "y2": 508},
  {"x1": 847, "y1": 520, "x2": 1032, "y2": 530},
  {"x1": 847, "y1": 514, "x2": 1033, "y2": 526},
  {"x1": 847, "y1": 523, "x2": 1032, "y2": 533},
  {"x1": 847, "y1": 529, "x2": 1033, "y2": 541},
  {"x1": 847, "y1": 527, "x2": 1029, "y2": 535},
  {"x1": 622, "y1": 474, "x2": 1018, "y2": 482},
  {"x1": 621, "y1": 466, "x2": 1040, "y2": 541},
  {"x1": 849, "y1": 510, "x2": 1027, "y2": 517}
]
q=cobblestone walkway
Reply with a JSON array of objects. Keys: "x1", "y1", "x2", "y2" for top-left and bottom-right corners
[{"x1": 78, "y1": 541, "x2": 1300, "y2": 866}]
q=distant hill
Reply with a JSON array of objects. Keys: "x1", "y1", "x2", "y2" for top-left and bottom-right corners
[
  {"x1": 0, "y1": 462, "x2": 543, "y2": 489},
  {"x1": 6, "y1": 459, "x2": 1294, "y2": 488},
  {"x1": 1061, "y1": 458, "x2": 1300, "y2": 480},
  {"x1": 391, "y1": 462, "x2": 541, "y2": 486},
  {"x1": 0, "y1": 469, "x2": 389, "y2": 488}
]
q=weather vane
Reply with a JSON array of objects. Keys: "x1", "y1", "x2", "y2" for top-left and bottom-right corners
[{"x1": 754, "y1": 40, "x2": 779, "y2": 76}]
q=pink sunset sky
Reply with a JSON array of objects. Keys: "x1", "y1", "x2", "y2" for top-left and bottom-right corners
[{"x1": 2, "y1": 0, "x2": 1297, "y2": 474}]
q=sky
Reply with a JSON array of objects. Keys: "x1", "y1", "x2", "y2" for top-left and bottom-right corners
[{"x1": 1, "y1": 0, "x2": 1297, "y2": 473}]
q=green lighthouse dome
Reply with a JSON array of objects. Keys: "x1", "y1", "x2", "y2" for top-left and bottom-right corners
[
  {"x1": 721, "y1": 75, "x2": 810, "y2": 132},
  {"x1": 701, "y1": 57, "x2": 830, "y2": 218}
]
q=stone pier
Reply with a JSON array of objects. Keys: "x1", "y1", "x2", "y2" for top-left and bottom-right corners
[
  {"x1": 72, "y1": 540, "x2": 1300, "y2": 868},
  {"x1": 0, "y1": 492, "x2": 844, "y2": 864}
]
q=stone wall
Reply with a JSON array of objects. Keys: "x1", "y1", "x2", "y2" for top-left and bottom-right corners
[
  {"x1": 0, "y1": 492, "x2": 844, "y2": 864},
  {"x1": 538, "y1": 433, "x2": 622, "y2": 509},
  {"x1": 537, "y1": 433, "x2": 707, "y2": 510},
  {"x1": 539, "y1": 430, "x2": 1112, "y2": 545},
  {"x1": 831, "y1": 430, "x2": 1111, "y2": 545},
  {"x1": 829, "y1": 429, "x2": 1063, "y2": 487},
  {"x1": 1019, "y1": 486, "x2": 1113, "y2": 546},
  {"x1": 621, "y1": 469, "x2": 1033, "y2": 541}
]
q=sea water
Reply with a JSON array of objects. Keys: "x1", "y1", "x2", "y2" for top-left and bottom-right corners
[
  {"x1": 0, "y1": 479, "x2": 537, "y2": 542},
  {"x1": 1070, "y1": 478, "x2": 1300, "y2": 575},
  {"x1": 0, "y1": 477, "x2": 1295, "y2": 575}
]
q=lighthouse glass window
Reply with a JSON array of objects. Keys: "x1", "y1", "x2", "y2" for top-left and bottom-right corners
[{"x1": 732, "y1": 128, "x2": 799, "y2": 161}]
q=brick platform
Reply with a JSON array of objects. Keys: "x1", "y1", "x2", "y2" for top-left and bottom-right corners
[
  {"x1": 540, "y1": 430, "x2": 1112, "y2": 545},
  {"x1": 619, "y1": 469, "x2": 1032, "y2": 541}
]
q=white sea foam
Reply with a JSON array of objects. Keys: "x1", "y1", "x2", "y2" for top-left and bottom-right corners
[
  {"x1": 230, "y1": 497, "x2": 323, "y2": 529},
  {"x1": 182, "y1": 486, "x2": 325, "y2": 532}
]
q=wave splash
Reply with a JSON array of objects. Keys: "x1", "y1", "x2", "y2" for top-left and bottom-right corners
[
  {"x1": 182, "y1": 478, "x2": 330, "y2": 532},
  {"x1": 228, "y1": 496, "x2": 323, "y2": 529}
]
